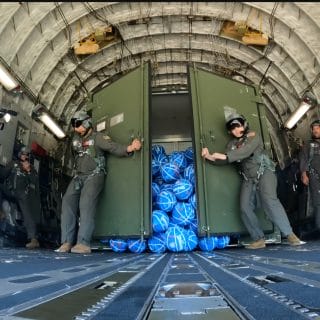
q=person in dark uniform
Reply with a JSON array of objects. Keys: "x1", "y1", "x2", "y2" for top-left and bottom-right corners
[
  {"x1": 299, "y1": 119, "x2": 320, "y2": 232},
  {"x1": 56, "y1": 111, "x2": 142, "y2": 254},
  {"x1": 0, "y1": 146, "x2": 40, "y2": 249},
  {"x1": 201, "y1": 107, "x2": 305, "y2": 249}
]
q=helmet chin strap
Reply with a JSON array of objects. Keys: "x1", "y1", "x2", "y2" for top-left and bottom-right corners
[{"x1": 82, "y1": 127, "x2": 92, "y2": 138}]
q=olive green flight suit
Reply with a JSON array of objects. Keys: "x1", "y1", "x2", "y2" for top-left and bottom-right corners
[
  {"x1": 218, "y1": 132, "x2": 293, "y2": 241},
  {"x1": 61, "y1": 131, "x2": 132, "y2": 247},
  {"x1": 0, "y1": 160, "x2": 39, "y2": 239},
  {"x1": 299, "y1": 138, "x2": 320, "y2": 230}
]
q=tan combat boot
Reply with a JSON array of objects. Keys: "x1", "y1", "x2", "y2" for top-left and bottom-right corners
[
  {"x1": 55, "y1": 242, "x2": 72, "y2": 253},
  {"x1": 245, "y1": 238, "x2": 266, "y2": 249},
  {"x1": 71, "y1": 243, "x2": 91, "y2": 254},
  {"x1": 26, "y1": 238, "x2": 40, "y2": 249},
  {"x1": 287, "y1": 233, "x2": 306, "y2": 246}
]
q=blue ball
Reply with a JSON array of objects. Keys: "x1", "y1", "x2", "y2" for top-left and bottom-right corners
[
  {"x1": 156, "y1": 190, "x2": 177, "y2": 212},
  {"x1": 165, "y1": 226, "x2": 186, "y2": 252},
  {"x1": 169, "y1": 152, "x2": 187, "y2": 172},
  {"x1": 215, "y1": 236, "x2": 227, "y2": 249},
  {"x1": 173, "y1": 179, "x2": 194, "y2": 201},
  {"x1": 152, "y1": 159, "x2": 161, "y2": 176},
  {"x1": 155, "y1": 153, "x2": 168, "y2": 166},
  {"x1": 160, "y1": 183, "x2": 174, "y2": 193},
  {"x1": 127, "y1": 239, "x2": 146, "y2": 253},
  {"x1": 184, "y1": 229, "x2": 198, "y2": 251},
  {"x1": 152, "y1": 182, "x2": 161, "y2": 200},
  {"x1": 188, "y1": 193, "x2": 197, "y2": 210},
  {"x1": 198, "y1": 236, "x2": 216, "y2": 251},
  {"x1": 184, "y1": 147, "x2": 194, "y2": 164},
  {"x1": 184, "y1": 164, "x2": 195, "y2": 185},
  {"x1": 152, "y1": 210, "x2": 170, "y2": 233},
  {"x1": 172, "y1": 202, "x2": 195, "y2": 227},
  {"x1": 109, "y1": 239, "x2": 128, "y2": 253},
  {"x1": 152, "y1": 145, "x2": 166, "y2": 158},
  {"x1": 189, "y1": 218, "x2": 198, "y2": 233},
  {"x1": 148, "y1": 234, "x2": 166, "y2": 253},
  {"x1": 160, "y1": 163, "x2": 180, "y2": 183}
]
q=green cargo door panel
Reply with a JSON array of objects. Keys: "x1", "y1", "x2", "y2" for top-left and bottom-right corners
[
  {"x1": 92, "y1": 64, "x2": 150, "y2": 238},
  {"x1": 189, "y1": 67, "x2": 274, "y2": 236}
]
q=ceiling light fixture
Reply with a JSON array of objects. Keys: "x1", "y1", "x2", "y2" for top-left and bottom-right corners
[
  {"x1": 33, "y1": 104, "x2": 66, "y2": 139},
  {"x1": 284, "y1": 91, "x2": 317, "y2": 130},
  {"x1": 0, "y1": 62, "x2": 19, "y2": 91}
]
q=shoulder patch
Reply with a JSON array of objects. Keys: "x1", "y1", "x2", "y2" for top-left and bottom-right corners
[
  {"x1": 247, "y1": 131, "x2": 256, "y2": 138},
  {"x1": 103, "y1": 135, "x2": 111, "y2": 140}
]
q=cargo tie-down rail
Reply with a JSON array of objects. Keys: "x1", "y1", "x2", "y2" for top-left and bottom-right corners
[{"x1": 0, "y1": 242, "x2": 320, "y2": 320}]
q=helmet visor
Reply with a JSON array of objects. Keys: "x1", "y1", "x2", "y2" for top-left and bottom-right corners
[{"x1": 71, "y1": 118, "x2": 83, "y2": 128}]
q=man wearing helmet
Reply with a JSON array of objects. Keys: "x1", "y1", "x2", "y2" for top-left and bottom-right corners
[
  {"x1": 201, "y1": 106, "x2": 305, "y2": 249},
  {"x1": 299, "y1": 119, "x2": 320, "y2": 233},
  {"x1": 0, "y1": 146, "x2": 40, "y2": 249},
  {"x1": 56, "y1": 110, "x2": 142, "y2": 254}
]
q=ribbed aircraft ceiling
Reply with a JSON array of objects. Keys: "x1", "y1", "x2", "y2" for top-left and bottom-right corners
[{"x1": 0, "y1": 2, "x2": 319, "y2": 145}]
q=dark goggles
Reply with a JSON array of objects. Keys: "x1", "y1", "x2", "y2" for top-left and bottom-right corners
[
  {"x1": 228, "y1": 123, "x2": 242, "y2": 131},
  {"x1": 311, "y1": 120, "x2": 320, "y2": 128},
  {"x1": 226, "y1": 120, "x2": 244, "y2": 131},
  {"x1": 71, "y1": 118, "x2": 83, "y2": 128}
]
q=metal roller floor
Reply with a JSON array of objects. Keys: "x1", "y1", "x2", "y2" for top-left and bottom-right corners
[{"x1": 0, "y1": 240, "x2": 319, "y2": 320}]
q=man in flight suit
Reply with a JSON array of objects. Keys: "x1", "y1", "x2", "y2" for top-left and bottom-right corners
[
  {"x1": 0, "y1": 146, "x2": 40, "y2": 249},
  {"x1": 299, "y1": 119, "x2": 320, "y2": 233},
  {"x1": 56, "y1": 110, "x2": 142, "y2": 254},
  {"x1": 201, "y1": 107, "x2": 305, "y2": 249}
]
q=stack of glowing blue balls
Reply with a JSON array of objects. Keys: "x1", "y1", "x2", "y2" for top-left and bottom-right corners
[
  {"x1": 152, "y1": 146, "x2": 198, "y2": 252},
  {"x1": 108, "y1": 144, "x2": 231, "y2": 254}
]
